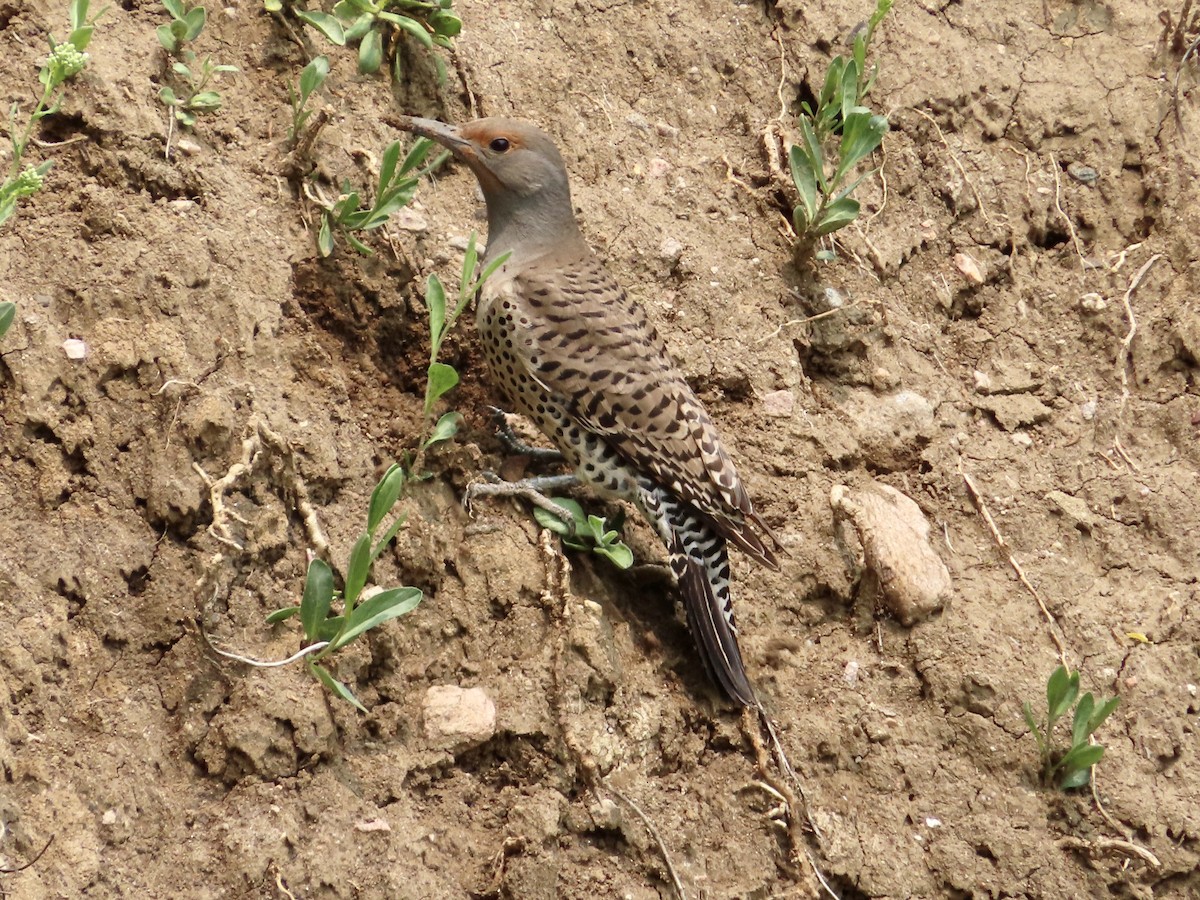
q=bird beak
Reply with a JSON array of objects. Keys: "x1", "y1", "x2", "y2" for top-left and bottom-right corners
[{"x1": 397, "y1": 116, "x2": 473, "y2": 159}]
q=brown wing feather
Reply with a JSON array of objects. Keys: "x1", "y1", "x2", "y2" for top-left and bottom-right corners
[{"x1": 509, "y1": 251, "x2": 781, "y2": 566}]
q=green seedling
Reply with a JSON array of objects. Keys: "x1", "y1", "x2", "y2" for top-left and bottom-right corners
[
  {"x1": 1023, "y1": 665, "x2": 1120, "y2": 790},
  {"x1": 156, "y1": 0, "x2": 205, "y2": 53},
  {"x1": 294, "y1": 0, "x2": 461, "y2": 82},
  {"x1": 315, "y1": 137, "x2": 443, "y2": 256},
  {"x1": 288, "y1": 55, "x2": 329, "y2": 144},
  {"x1": 789, "y1": 0, "x2": 891, "y2": 252},
  {"x1": 1, "y1": 0, "x2": 100, "y2": 226},
  {"x1": 267, "y1": 464, "x2": 422, "y2": 711},
  {"x1": 421, "y1": 233, "x2": 509, "y2": 427},
  {"x1": 155, "y1": 0, "x2": 237, "y2": 155},
  {"x1": 534, "y1": 498, "x2": 634, "y2": 570},
  {"x1": 0, "y1": 302, "x2": 15, "y2": 340},
  {"x1": 159, "y1": 56, "x2": 238, "y2": 128}
]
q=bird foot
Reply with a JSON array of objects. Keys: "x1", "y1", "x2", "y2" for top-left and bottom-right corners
[
  {"x1": 464, "y1": 471, "x2": 580, "y2": 525},
  {"x1": 488, "y1": 406, "x2": 566, "y2": 463}
]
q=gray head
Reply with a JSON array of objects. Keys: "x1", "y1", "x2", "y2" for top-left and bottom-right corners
[{"x1": 399, "y1": 116, "x2": 586, "y2": 262}]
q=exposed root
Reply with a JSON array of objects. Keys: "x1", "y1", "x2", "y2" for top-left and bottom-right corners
[
  {"x1": 1058, "y1": 835, "x2": 1161, "y2": 869},
  {"x1": 1049, "y1": 152, "x2": 1087, "y2": 265},
  {"x1": 959, "y1": 466, "x2": 1070, "y2": 667},
  {"x1": 896, "y1": 107, "x2": 991, "y2": 225},
  {"x1": 0, "y1": 834, "x2": 54, "y2": 874},
  {"x1": 1112, "y1": 254, "x2": 1163, "y2": 470}
]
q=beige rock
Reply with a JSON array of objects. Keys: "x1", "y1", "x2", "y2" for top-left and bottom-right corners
[
  {"x1": 423, "y1": 685, "x2": 496, "y2": 750},
  {"x1": 831, "y1": 482, "x2": 951, "y2": 625}
]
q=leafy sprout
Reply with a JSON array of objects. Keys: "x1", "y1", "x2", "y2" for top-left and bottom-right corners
[
  {"x1": 1023, "y1": 665, "x2": 1120, "y2": 790},
  {"x1": 1, "y1": 0, "x2": 100, "y2": 226},
  {"x1": 293, "y1": 0, "x2": 461, "y2": 83},
  {"x1": 267, "y1": 464, "x2": 421, "y2": 711},
  {"x1": 315, "y1": 137, "x2": 445, "y2": 256},
  {"x1": 789, "y1": 0, "x2": 891, "y2": 252},
  {"x1": 534, "y1": 498, "x2": 634, "y2": 570},
  {"x1": 287, "y1": 55, "x2": 329, "y2": 144}
]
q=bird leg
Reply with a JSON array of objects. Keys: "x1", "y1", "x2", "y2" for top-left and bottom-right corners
[
  {"x1": 464, "y1": 471, "x2": 580, "y2": 525},
  {"x1": 488, "y1": 406, "x2": 565, "y2": 464}
]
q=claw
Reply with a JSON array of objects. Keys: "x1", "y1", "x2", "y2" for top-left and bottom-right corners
[
  {"x1": 488, "y1": 407, "x2": 566, "y2": 463},
  {"x1": 464, "y1": 473, "x2": 580, "y2": 524}
]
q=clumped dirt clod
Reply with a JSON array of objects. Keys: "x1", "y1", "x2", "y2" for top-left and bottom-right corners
[{"x1": 1, "y1": 0, "x2": 1198, "y2": 897}]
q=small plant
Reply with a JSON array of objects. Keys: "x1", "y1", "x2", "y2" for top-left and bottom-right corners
[
  {"x1": 292, "y1": 0, "x2": 461, "y2": 82},
  {"x1": 534, "y1": 498, "x2": 634, "y2": 569},
  {"x1": 420, "y1": 233, "x2": 508, "y2": 426},
  {"x1": 789, "y1": 0, "x2": 891, "y2": 252},
  {"x1": 314, "y1": 137, "x2": 443, "y2": 256},
  {"x1": 287, "y1": 55, "x2": 329, "y2": 144},
  {"x1": 156, "y1": 0, "x2": 237, "y2": 155},
  {"x1": 0, "y1": 301, "x2": 15, "y2": 340},
  {"x1": 155, "y1": 0, "x2": 205, "y2": 53},
  {"x1": 255, "y1": 232, "x2": 508, "y2": 711},
  {"x1": 1, "y1": 0, "x2": 99, "y2": 226},
  {"x1": 1023, "y1": 665, "x2": 1120, "y2": 789},
  {"x1": 267, "y1": 465, "x2": 422, "y2": 710}
]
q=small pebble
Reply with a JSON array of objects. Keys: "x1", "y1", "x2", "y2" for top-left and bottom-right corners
[
  {"x1": 1080, "y1": 292, "x2": 1107, "y2": 312},
  {"x1": 62, "y1": 338, "x2": 88, "y2": 360},
  {"x1": 1067, "y1": 162, "x2": 1099, "y2": 184},
  {"x1": 954, "y1": 252, "x2": 985, "y2": 285},
  {"x1": 646, "y1": 157, "x2": 671, "y2": 178}
]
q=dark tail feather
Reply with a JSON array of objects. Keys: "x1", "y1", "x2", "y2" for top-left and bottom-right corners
[{"x1": 670, "y1": 529, "x2": 757, "y2": 707}]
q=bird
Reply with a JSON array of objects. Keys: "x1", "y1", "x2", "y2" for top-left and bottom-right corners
[{"x1": 397, "y1": 116, "x2": 783, "y2": 707}]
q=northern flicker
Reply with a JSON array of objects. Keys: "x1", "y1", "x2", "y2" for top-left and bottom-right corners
[{"x1": 399, "y1": 116, "x2": 782, "y2": 706}]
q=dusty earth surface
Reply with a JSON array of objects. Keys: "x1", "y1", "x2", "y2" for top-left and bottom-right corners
[{"x1": 2, "y1": 0, "x2": 1199, "y2": 896}]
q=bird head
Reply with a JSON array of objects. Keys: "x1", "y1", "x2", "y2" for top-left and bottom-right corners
[{"x1": 398, "y1": 116, "x2": 583, "y2": 261}]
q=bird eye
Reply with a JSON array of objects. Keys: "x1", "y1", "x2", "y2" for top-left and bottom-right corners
[{"x1": 489, "y1": 137, "x2": 511, "y2": 152}]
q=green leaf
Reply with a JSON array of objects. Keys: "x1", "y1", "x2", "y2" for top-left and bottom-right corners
[
  {"x1": 310, "y1": 662, "x2": 367, "y2": 712},
  {"x1": 799, "y1": 118, "x2": 828, "y2": 194},
  {"x1": 1046, "y1": 666, "x2": 1079, "y2": 728},
  {"x1": 315, "y1": 615, "x2": 344, "y2": 642},
  {"x1": 367, "y1": 463, "x2": 406, "y2": 535},
  {"x1": 1058, "y1": 766, "x2": 1092, "y2": 790},
  {"x1": 264, "y1": 0, "x2": 282, "y2": 12},
  {"x1": 1072, "y1": 692, "x2": 1095, "y2": 748},
  {"x1": 398, "y1": 136, "x2": 434, "y2": 175},
  {"x1": 0, "y1": 301, "x2": 15, "y2": 340},
  {"x1": 318, "y1": 214, "x2": 334, "y2": 256},
  {"x1": 183, "y1": 5, "x2": 206, "y2": 40},
  {"x1": 424, "y1": 362, "x2": 459, "y2": 415},
  {"x1": 162, "y1": 0, "x2": 186, "y2": 20},
  {"x1": 595, "y1": 542, "x2": 634, "y2": 569},
  {"x1": 296, "y1": 10, "x2": 346, "y2": 45},
  {"x1": 388, "y1": 13, "x2": 434, "y2": 49},
  {"x1": 156, "y1": 23, "x2": 178, "y2": 51},
  {"x1": 533, "y1": 497, "x2": 585, "y2": 538},
  {"x1": 377, "y1": 140, "x2": 401, "y2": 192},
  {"x1": 815, "y1": 197, "x2": 860, "y2": 236},
  {"x1": 1057, "y1": 742, "x2": 1104, "y2": 778},
  {"x1": 266, "y1": 605, "x2": 300, "y2": 623},
  {"x1": 429, "y1": 10, "x2": 461, "y2": 37},
  {"x1": 423, "y1": 411, "x2": 463, "y2": 449},
  {"x1": 344, "y1": 532, "x2": 373, "y2": 608},
  {"x1": 840, "y1": 58, "x2": 860, "y2": 126},
  {"x1": 299, "y1": 558, "x2": 335, "y2": 641},
  {"x1": 358, "y1": 27, "x2": 383, "y2": 74},
  {"x1": 370, "y1": 512, "x2": 407, "y2": 562},
  {"x1": 344, "y1": 231, "x2": 374, "y2": 255},
  {"x1": 1021, "y1": 700, "x2": 1044, "y2": 751},
  {"x1": 70, "y1": 0, "x2": 91, "y2": 30},
  {"x1": 69, "y1": 25, "x2": 95, "y2": 51},
  {"x1": 188, "y1": 91, "x2": 223, "y2": 112},
  {"x1": 788, "y1": 144, "x2": 818, "y2": 230},
  {"x1": 834, "y1": 112, "x2": 888, "y2": 184},
  {"x1": 328, "y1": 586, "x2": 422, "y2": 651},
  {"x1": 343, "y1": 12, "x2": 374, "y2": 41},
  {"x1": 1089, "y1": 695, "x2": 1120, "y2": 735},
  {"x1": 299, "y1": 55, "x2": 330, "y2": 98},
  {"x1": 426, "y1": 274, "x2": 447, "y2": 350}
]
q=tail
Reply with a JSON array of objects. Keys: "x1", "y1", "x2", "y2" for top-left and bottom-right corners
[{"x1": 650, "y1": 489, "x2": 757, "y2": 706}]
